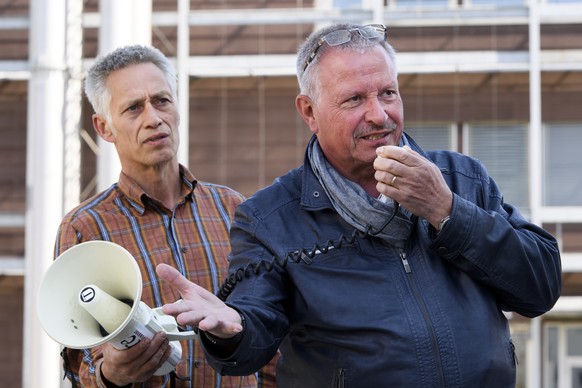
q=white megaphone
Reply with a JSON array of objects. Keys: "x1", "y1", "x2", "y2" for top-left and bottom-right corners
[{"x1": 37, "y1": 240, "x2": 197, "y2": 376}]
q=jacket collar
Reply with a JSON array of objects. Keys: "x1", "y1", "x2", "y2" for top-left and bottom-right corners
[
  {"x1": 300, "y1": 153, "x2": 334, "y2": 211},
  {"x1": 299, "y1": 136, "x2": 335, "y2": 211}
]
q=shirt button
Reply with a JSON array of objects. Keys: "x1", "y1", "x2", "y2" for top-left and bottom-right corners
[
  {"x1": 181, "y1": 247, "x2": 187, "y2": 253},
  {"x1": 313, "y1": 191, "x2": 320, "y2": 197}
]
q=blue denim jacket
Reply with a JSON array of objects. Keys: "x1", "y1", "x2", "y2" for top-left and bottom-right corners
[{"x1": 205, "y1": 135, "x2": 561, "y2": 388}]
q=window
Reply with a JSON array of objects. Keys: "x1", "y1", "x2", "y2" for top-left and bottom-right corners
[
  {"x1": 404, "y1": 124, "x2": 452, "y2": 151},
  {"x1": 546, "y1": 0, "x2": 582, "y2": 4},
  {"x1": 468, "y1": 0, "x2": 524, "y2": 6},
  {"x1": 333, "y1": 0, "x2": 362, "y2": 8},
  {"x1": 395, "y1": 0, "x2": 450, "y2": 8},
  {"x1": 509, "y1": 322, "x2": 530, "y2": 388},
  {"x1": 543, "y1": 124, "x2": 582, "y2": 206},
  {"x1": 546, "y1": 326, "x2": 559, "y2": 388},
  {"x1": 466, "y1": 124, "x2": 529, "y2": 212},
  {"x1": 545, "y1": 324, "x2": 582, "y2": 388}
]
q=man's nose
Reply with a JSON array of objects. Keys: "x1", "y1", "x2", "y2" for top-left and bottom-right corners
[
  {"x1": 143, "y1": 103, "x2": 162, "y2": 128},
  {"x1": 364, "y1": 98, "x2": 388, "y2": 126}
]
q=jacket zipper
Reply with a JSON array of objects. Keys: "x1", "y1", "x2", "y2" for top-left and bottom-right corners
[
  {"x1": 400, "y1": 251, "x2": 411, "y2": 273},
  {"x1": 399, "y1": 250, "x2": 446, "y2": 388},
  {"x1": 336, "y1": 368, "x2": 345, "y2": 388}
]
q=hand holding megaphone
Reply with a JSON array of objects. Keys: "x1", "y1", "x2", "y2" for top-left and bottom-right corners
[{"x1": 37, "y1": 241, "x2": 198, "y2": 376}]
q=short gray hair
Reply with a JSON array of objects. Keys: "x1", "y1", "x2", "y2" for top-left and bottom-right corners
[
  {"x1": 296, "y1": 23, "x2": 398, "y2": 102},
  {"x1": 84, "y1": 45, "x2": 177, "y2": 121}
]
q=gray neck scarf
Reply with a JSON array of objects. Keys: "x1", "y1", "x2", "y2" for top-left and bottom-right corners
[{"x1": 308, "y1": 137, "x2": 412, "y2": 249}]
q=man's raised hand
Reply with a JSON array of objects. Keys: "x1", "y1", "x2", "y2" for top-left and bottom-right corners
[{"x1": 156, "y1": 263, "x2": 243, "y2": 338}]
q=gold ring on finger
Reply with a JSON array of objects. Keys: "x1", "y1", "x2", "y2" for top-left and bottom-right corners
[{"x1": 391, "y1": 175, "x2": 398, "y2": 187}]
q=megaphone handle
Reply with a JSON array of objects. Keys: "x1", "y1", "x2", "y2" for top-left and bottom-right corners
[
  {"x1": 166, "y1": 331, "x2": 198, "y2": 341},
  {"x1": 151, "y1": 306, "x2": 198, "y2": 341},
  {"x1": 156, "y1": 313, "x2": 179, "y2": 332}
]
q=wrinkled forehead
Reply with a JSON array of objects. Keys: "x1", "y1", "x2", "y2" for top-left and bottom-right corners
[{"x1": 107, "y1": 63, "x2": 172, "y2": 104}]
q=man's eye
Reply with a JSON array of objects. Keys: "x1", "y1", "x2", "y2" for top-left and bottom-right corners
[
  {"x1": 343, "y1": 95, "x2": 361, "y2": 104},
  {"x1": 154, "y1": 97, "x2": 171, "y2": 107},
  {"x1": 127, "y1": 105, "x2": 139, "y2": 112}
]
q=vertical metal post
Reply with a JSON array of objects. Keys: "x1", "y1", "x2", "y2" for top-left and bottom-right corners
[
  {"x1": 63, "y1": 0, "x2": 83, "y2": 222},
  {"x1": 177, "y1": 0, "x2": 190, "y2": 166},
  {"x1": 527, "y1": 0, "x2": 543, "y2": 387},
  {"x1": 363, "y1": 0, "x2": 385, "y2": 24},
  {"x1": 23, "y1": 0, "x2": 69, "y2": 386},
  {"x1": 529, "y1": 2, "x2": 542, "y2": 224},
  {"x1": 96, "y1": 0, "x2": 153, "y2": 191}
]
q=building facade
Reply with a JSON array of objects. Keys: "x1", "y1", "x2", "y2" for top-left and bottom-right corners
[{"x1": 1, "y1": 0, "x2": 581, "y2": 387}]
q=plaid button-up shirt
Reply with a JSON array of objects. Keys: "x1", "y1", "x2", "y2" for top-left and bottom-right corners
[{"x1": 55, "y1": 165, "x2": 275, "y2": 388}]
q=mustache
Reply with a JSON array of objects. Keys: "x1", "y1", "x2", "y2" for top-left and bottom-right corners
[{"x1": 354, "y1": 121, "x2": 397, "y2": 137}]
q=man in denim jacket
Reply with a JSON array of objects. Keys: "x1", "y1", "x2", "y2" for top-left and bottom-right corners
[{"x1": 156, "y1": 23, "x2": 561, "y2": 388}]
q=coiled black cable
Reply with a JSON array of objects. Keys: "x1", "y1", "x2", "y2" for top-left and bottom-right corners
[{"x1": 217, "y1": 202, "x2": 401, "y2": 301}]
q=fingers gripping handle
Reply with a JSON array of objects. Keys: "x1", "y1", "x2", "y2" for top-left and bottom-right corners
[{"x1": 152, "y1": 306, "x2": 198, "y2": 341}]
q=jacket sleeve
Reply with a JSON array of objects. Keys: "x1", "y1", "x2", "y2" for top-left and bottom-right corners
[
  {"x1": 202, "y1": 202, "x2": 289, "y2": 377},
  {"x1": 431, "y1": 156, "x2": 561, "y2": 318}
]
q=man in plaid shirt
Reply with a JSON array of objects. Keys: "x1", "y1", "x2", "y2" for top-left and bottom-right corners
[{"x1": 54, "y1": 45, "x2": 276, "y2": 388}]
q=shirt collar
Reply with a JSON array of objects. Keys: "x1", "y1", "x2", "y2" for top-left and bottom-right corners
[{"x1": 117, "y1": 164, "x2": 198, "y2": 211}]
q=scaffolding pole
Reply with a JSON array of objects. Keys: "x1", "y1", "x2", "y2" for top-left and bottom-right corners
[
  {"x1": 96, "y1": 0, "x2": 153, "y2": 191},
  {"x1": 22, "y1": 0, "x2": 71, "y2": 386}
]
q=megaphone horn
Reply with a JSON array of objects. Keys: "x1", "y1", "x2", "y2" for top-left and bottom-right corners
[{"x1": 37, "y1": 241, "x2": 197, "y2": 376}]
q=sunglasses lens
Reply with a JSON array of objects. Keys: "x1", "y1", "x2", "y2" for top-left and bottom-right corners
[
  {"x1": 303, "y1": 25, "x2": 387, "y2": 71},
  {"x1": 361, "y1": 25, "x2": 386, "y2": 39},
  {"x1": 324, "y1": 30, "x2": 353, "y2": 46}
]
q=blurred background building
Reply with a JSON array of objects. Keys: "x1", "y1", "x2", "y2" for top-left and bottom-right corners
[{"x1": 1, "y1": 0, "x2": 582, "y2": 387}]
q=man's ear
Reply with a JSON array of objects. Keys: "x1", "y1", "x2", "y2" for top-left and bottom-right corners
[
  {"x1": 92, "y1": 114, "x2": 115, "y2": 143},
  {"x1": 295, "y1": 94, "x2": 318, "y2": 135}
]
